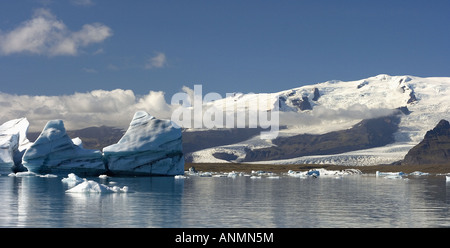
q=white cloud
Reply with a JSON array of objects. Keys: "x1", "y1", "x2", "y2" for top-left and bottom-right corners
[
  {"x1": 0, "y1": 89, "x2": 174, "y2": 132},
  {"x1": 145, "y1": 52, "x2": 168, "y2": 69},
  {"x1": 0, "y1": 8, "x2": 112, "y2": 56}
]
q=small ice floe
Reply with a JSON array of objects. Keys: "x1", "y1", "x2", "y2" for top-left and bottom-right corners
[
  {"x1": 212, "y1": 174, "x2": 227, "y2": 177},
  {"x1": 306, "y1": 170, "x2": 320, "y2": 177},
  {"x1": 175, "y1": 175, "x2": 187, "y2": 179},
  {"x1": 376, "y1": 171, "x2": 406, "y2": 177},
  {"x1": 287, "y1": 170, "x2": 307, "y2": 178},
  {"x1": 61, "y1": 173, "x2": 84, "y2": 185},
  {"x1": 409, "y1": 171, "x2": 430, "y2": 176},
  {"x1": 98, "y1": 174, "x2": 109, "y2": 179},
  {"x1": 446, "y1": 175, "x2": 450, "y2": 182},
  {"x1": 199, "y1": 172, "x2": 213, "y2": 177},
  {"x1": 376, "y1": 171, "x2": 407, "y2": 179},
  {"x1": 38, "y1": 174, "x2": 58, "y2": 178},
  {"x1": 267, "y1": 176, "x2": 280, "y2": 179},
  {"x1": 61, "y1": 173, "x2": 85, "y2": 188},
  {"x1": 227, "y1": 171, "x2": 238, "y2": 178},
  {"x1": 251, "y1": 170, "x2": 274, "y2": 176},
  {"x1": 287, "y1": 169, "x2": 320, "y2": 178},
  {"x1": 250, "y1": 176, "x2": 262, "y2": 179},
  {"x1": 8, "y1": 171, "x2": 38, "y2": 177},
  {"x1": 288, "y1": 168, "x2": 362, "y2": 179},
  {"x1": 66, "y1": 180, "x2": 128, "y2": 193},
  {"x1": 8, "y1": 171, "x2": 58, "y2": 178},
  {"x1": 187, "y1": 167, "x2": 198, "y2": 175}
]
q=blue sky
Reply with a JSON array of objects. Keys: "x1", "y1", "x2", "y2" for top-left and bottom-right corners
[{"x1": 1, "y1": 0, "x2": 450, "y2": 98}]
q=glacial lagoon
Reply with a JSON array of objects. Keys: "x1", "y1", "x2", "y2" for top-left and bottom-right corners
[{"x1": 1, "y1": 170, "x2": 450, "y2": 228}]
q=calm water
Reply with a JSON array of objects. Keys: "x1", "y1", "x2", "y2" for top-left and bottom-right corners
[{"x1": 1, "y1": 172, "x2": 450, "y2": 228}]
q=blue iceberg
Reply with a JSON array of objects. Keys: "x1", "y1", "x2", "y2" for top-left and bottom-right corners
[
  {"x1": 103, "y1": 111, "x2": 184, "y2": 176},
  {"x1": 22, "y1": 120, "x2": 106, "y2": 175}
]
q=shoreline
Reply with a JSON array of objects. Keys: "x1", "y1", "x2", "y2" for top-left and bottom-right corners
[{"x1": 185, "y1": 163, "x2": 450, "y2": 174}]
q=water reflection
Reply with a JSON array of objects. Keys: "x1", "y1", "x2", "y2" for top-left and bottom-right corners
[{"x1": 1, "y1": 174, "x2": 450, "y2": 227}]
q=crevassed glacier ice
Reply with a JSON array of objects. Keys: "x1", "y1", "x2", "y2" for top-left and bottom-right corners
[
  {"x1": 22, "y1": 120, "x2": 106, "y2": 175},
  {"x1": 103, "y1": 111, "x2": 184, "y2": 176},
  {"x1": 0, "y1": 118, "x2": 31, "y2": 173}
]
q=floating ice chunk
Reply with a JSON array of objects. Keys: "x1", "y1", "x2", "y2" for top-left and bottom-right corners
[
  {"x1": 98, "y1": 174, "x2": 109, "y2": 179},
  {"x1": 39, "y1": 174, "x2": 57, "y2": 178},
  {"x1": 65, "y1": 180, "x2": 128, "y2": 193},
  {"x1": 307, "y1": 170, "x2": 320, "y2": 177},
  {"x1": 8, "y1": 171, "x2": 37, "y2": 177},
  {"x1": 199, "y1": 172, "x2": 212, "y2": 177},
  {"x1": 212, "y1": 174, "x2": 227, "y2": 177},
  {"x1": 409, "y1": 171, "x2": 430, "y2": 176},
  {"x1": 227, "y1": 171, "x2": 238, "y2": 178},
  {"x1": 384, "y1": 175, "x2": 407, "y2": 179},
  {"x1": 287, "y1": 170, "x2": 307, "y2": 178},
  {"x1": 267, "y1": 176, "x2": 280, "y2": 179},
  {"x1": 61, "y1": 173, "x2": 84, "y2": 186},
  {"x1": 175, "y1": 175, "x2": 187, "y2": 179},
  {"x1": 376, "y1": 171, "x2": 406, "y2": 177}
]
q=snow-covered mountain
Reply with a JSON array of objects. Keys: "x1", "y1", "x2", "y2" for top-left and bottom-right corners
[{"x1": 188, "y1": 74, "x2": 450, "y2": 166}]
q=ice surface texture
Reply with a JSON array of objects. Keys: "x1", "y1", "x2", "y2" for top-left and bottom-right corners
[
  {"x1": 0, "y1": 118, "x2": 32, "y2": 173},
  {"x1": 103, "y1": 111, "x2": 184, "y2": 176},
  {"x1": 22, "y1": 120, "x2": 106, "y2": 175}
]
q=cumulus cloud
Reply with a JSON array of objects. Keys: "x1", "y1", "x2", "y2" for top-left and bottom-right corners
[
  {"x1": 0, "y1": 87, "x2": 396, "y2": 135},
  {"x1": 145, "y1": 52, "x2": 168, "y2": 69},
  {"x1": 0, "y1": 89, "x2": 174, "y2": 132},
  {"x1": 0, "y1": 8, "x2": 112, "y2": 56}
]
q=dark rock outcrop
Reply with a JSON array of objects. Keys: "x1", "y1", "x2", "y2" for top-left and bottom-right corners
[
  {"x1": 291, "y1": 96, "x2": 312, "y2": 111},
  {"x1": 407, "y1": 91, "x2": 417, "y2": 104},
  {"x1": 403, "y1": 119, "x2": 450, "y2": 165},
  {"x1": 312, "y1": 87, "x2": 320, "y2": 101},
  {"x1": 243, "y1": 114, "x2": 401, "y2": 162}
]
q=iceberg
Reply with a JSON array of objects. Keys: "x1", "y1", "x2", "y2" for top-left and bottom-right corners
[
  {"x1": 0, "y1": 118, "x2": 32, "y2": 173},
  {"x1": 22, "y1": 120, "x2": 106, "y2": 176},
  {"x1": 103, "y1": 111, "x2": 184, "y2": 176}
]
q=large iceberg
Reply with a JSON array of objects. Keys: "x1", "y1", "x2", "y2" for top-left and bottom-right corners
[
  {"x1": 0, "y1": 118, "x2": 31, "y2": 173},
  {"x1": 22, "y1": 120, "x2": 106, "y2": 175},
  {"x1": 103, "y1": 111, "x2": 184, "y2": 176}
]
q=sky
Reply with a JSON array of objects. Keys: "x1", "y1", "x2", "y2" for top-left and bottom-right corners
[{"x1": 1, "y1": 0, "x2": 450, "y2": 131}]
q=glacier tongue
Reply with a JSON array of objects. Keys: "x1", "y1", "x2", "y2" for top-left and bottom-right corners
[
  {"x1": 22, "y1": 120, "x2": 106, "y2": 175},
  {"x1": 103, "y1": 111, "x2": 184, "y2": 176}
]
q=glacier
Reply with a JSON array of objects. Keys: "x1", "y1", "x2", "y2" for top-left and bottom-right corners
[
  {"x1": 22, "y1": 120, "x2": 106, "y2": 175},
  {"x1": 103, "y1": 111, "x2": 184, "y2": 176},
  {"x1": 188, "y1": 74, "x2": 450, "y2": 166}
]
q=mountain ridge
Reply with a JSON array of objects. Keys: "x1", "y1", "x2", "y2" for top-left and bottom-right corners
[{"x1": 26, "y1": 74, "x2": 450, "y2": 167}]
